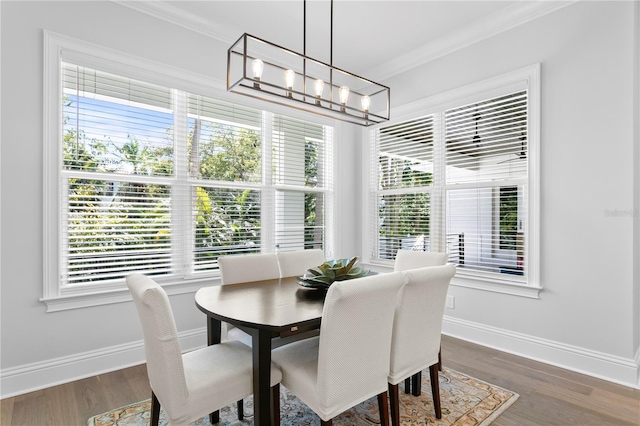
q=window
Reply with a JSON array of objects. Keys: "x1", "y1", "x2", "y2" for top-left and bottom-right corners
[
  {"x1": 368, "y1": 66, "x2": 540, "y2": 296},
  {"x1": 43, "y1": 33, "x2": 333, "y2": 310}
]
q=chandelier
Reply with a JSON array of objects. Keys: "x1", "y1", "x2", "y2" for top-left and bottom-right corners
[{"x1": 226, "y1": 0, "x2": 390, "y2": 126}]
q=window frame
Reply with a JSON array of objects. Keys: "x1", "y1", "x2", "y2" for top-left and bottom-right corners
[
  {"x1": 43, "y1": 31, "x2": 335, "y2": 311},
  {"x1": 362, "y1": 64, "x2": 541, "y2": 298}
]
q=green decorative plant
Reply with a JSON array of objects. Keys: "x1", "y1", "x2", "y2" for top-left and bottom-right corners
[{"x1": 298, "y1": 256, "x2": 369, "y2": 289}]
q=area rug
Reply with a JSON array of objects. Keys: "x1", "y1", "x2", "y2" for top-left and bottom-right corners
[{"x1": 88, "y1": 368, "x2": 518, "y2": 426}]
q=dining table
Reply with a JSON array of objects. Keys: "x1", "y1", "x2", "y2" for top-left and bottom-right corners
[{"x1": 195, "y1": 275, "x2": 327, "y2": 426}]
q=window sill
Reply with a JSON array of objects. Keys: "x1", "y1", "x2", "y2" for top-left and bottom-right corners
[
  {"x1": 361, "y1": 261, "x2": 542, "y2": 299},
  {"x1": 41, "y1": 277, "x2": 219, "y2": 312}
]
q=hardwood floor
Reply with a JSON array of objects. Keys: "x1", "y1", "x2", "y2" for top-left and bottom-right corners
[{"x1": 1, "y1": 336, "x2": 639, "y2": 425}]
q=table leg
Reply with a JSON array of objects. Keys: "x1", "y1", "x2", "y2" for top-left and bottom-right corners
[
  {"x1": 207, "y1": 316, "x2": 221, "y2": 345},
  {"x1": 251, "y1": 328, "x2": 273, "y2": 426},
  {"x1": 207, "y1": 317, "x2": 222, "y2": 424}
]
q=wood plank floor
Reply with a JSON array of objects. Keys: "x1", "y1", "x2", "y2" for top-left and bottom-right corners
[{"x1": 1, "y1": 336, "x2": 639, "y2": 425}]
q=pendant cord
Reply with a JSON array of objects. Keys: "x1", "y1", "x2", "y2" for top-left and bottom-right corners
[
  {"x1": 303, "y1": 0, "x2": 306, "y2": 100},
  {"x1": 330, "y1": 0, "x2": 333, "y2": 66}
]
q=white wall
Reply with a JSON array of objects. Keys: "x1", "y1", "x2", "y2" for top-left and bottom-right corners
[
  {"x1": 367, "y1": 1, "x2": 639, "y2": 387},
  {"x1": 0, "y1": 1, "x2": 360, "y2": 397}
]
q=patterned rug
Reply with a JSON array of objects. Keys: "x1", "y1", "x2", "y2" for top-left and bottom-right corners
[{"x1": 88, "y1": 368, "x2": 518, "y2": 425}]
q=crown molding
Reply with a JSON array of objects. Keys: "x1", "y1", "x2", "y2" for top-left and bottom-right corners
[
  {"x1": 112, "y1": 0, "x2": 579, "y2": 82},
  {"x1": 368, "y1": 0, "x2": 579, "y2": 82},
  {"x1": 112, "y1": 0, "x2": 237, "y2": 43}
]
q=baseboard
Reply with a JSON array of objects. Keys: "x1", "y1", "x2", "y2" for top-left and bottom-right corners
[
  {"x1": 443, "y1": 316, "x2": 640, "y2": 389},
  {"x1": 3, "y1": 320, "x2": 639, "y2": 399},
  {"x1": 0, "y1": 327, "x2": 207, "y2": 399}
]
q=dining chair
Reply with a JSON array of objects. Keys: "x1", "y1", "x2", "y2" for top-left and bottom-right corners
[
  {"x1": 218, "y1": 252, "x2": 281, "y2": 345},
  {"x1": 388, "y1": 264, "x2": 456, "y2": 424},
  {"x1": 218, "y1": 252, "x2": 281, "y2": 285},
  {"x1": 271, "y1": 271, "x2": 406, "y2": 426},
  {"x1": 393, "y1": 248, "x2": 449, "y2": 393},
  {"x1": 218, "y1": 252, "x2": 281, "y2": 419},
  {"x1": 393, "y1": 249, "x2": 448, "y2": 272},
  {"x1": 125, "y1": 273, "x2": 282, "y2": 426},
  {"x1": 277, "y1": 248, "x2": 326, "y2": 278}
]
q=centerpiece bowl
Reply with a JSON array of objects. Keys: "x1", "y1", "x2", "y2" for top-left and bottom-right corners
[{"x1": 297, "y1": 256, "x2": 369, "y2": 290}]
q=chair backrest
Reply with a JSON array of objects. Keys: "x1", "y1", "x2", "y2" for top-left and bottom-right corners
[
  {"x1": 126, "y1": 273, "x2": 188, "y2": 418},
  {"x1": 393, "y1": 249, "x2": 448, "y2": 271},
  {"x1": 388, "y1": 264, "x2": 456, "y2": 384},
  {"x1": 218, "y1": 253, "x2": 280, "y2": 285},
  {"x1": 277, "y1": 249, "x2": 326, "y2": 277},
  {"x1": 316, "y1": 272, "x2": 406, "y2": 419}
]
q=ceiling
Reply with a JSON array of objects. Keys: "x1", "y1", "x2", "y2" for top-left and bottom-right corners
[{"x1": 115, "y1": 0, "x2": 573, "y2": 82}]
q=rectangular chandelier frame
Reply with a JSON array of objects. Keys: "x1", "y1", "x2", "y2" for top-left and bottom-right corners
[{"x1": 227, "y1": 33, "x2": 390, "y2": 127}]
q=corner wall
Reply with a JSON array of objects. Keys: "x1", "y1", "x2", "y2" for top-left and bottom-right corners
[{"x1": 369, "y1": 0, "x2": 639, "y2": 387}]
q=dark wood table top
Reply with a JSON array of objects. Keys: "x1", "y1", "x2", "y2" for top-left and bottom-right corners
[{"x1": 195, "y1": 276, "x2": 327, "y2": 332}]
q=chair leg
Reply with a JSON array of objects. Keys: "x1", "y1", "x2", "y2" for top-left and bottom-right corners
[
  {"x1": 150, "y1": 391, "x2": 161, "y2": 426},
  {"x1": 272, "y1": 384, "x2": 280, "y2": 425},
  {"x1": 237, "y1": 399, "x2": 244, "y2": 420},
  {"x1": 377, "y1": 390, "x2": 390, "y2": 426},
  {"x1": 404, "y1": 377, "x2": 411, "y2": 394},
  {"x1": 388, "y1": 383, "x2": 400, "y2": 426},
  {"x1": 209, "y1": 410, "x2": 220, "y2": 425},
  {"x1": 321, "y1": 419, "x2": 333, "y2": 426},
  {"x1": 429, "y1": 364, "x2": 442, "y2": 419},
  {"x1": 411, "y1": 372, "x2": 421, "y2": 396},
  {"x1": 438, "y1": 346, "x2": 442, "y2": 371}
]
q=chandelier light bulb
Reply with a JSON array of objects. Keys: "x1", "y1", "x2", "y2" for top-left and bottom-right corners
[
  {"x1": 252, "y1": 59, "x2": 264, "y2": 88},
  {"x1": 361, "y1": 95, "x2": 371, "y2": 112},
  {"x1": 252, "y1": 59, "x2": 264, "y2": 79},
  {"x1": 339, "y1": 86, "x2": 350, "y2": 104},
  {"x1": 284, "y1": 69, "x2": 296, "y2": 99},
  {"x1": 339, "y1": 86, "x2": 350, "y2": 112},
  {"x1": 314, "y1": 79, "x2": 324, "y2": 105},
  {"x1": 314, "y1": 79, "x2": 324, "y2": 97}
]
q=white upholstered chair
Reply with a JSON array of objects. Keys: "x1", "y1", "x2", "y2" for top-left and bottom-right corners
[
  {"x1": 277, "y1": 248, "x2": 326, "y2": 277},
  {"x1": 218, "y1": 252, "x2": 281, "y2": 285},
  {"x1": 393, "y1": 249, "x2": 449, "y2": 392},
  {"x1": 218, "y1": 252, "x2": 281, "y2": 419},
  {"x1": 272, "y1": 272, "x2": 406, "y2": 426},
  {"x1": 388, "y1": 264, "x2": 456, "y2": 424},
  {"x1": 125, "y1": 273, "x2": 282, "y2": 426},
  {"x1": 393, "y1": 249, "x2": 448, "y2": 272},
  {"x1": 218, "y1": 253, "x2": 281, "y2": 346}
]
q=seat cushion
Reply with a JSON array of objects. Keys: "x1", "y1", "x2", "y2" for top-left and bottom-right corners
[
  {"x1": 170, "y1": 340, "x2": 282, "y2": 425},
  {"x1": 271, "y1": 336, "x2": 322, "y2": 415}
]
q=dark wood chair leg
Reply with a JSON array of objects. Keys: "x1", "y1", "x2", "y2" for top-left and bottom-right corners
[
  {"x1": 321, "y1": 419, "x2": 333, "y2": 426},
  {"x1": 429, "y1": 364, "x2": 442, "y2": 419},
  {"x1": 272, "y1": 384, "x2": 280, "y2": 425},
  {"x1": 237, "y1": 399, "x2": 244, "y2": 420},
  {"x1": 388, "y1": 383, "x2": 400, "y2": 426},
  {"x1": 377, "y1": 390, "x2": 390, "y2": 426},
  {"x1": 404, "y1": 377, "x2": 411, "y2": 394},
  {"x1": 438, "y1": 347, "x2": 442, "y2": 371},
  {"x1": 209, "y1": 410, "x2": 220, "y2": 425},
  {"x1": 150, "y1": 391, "x2": 161, "y2": 426},
  {"x1": 411, "y1": 371, "x2": 422, "y2": 396}
]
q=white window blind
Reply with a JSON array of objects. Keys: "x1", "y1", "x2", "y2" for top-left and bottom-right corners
[
  {"x1": 444, "y1": 91, "x2": 527, "y2": 278},
  {"x1": 62, "y1": 63, "x2": 176, "y2": 284},
  {"x1": 375, "y1": 116, "x2": 436, "y2": 259},
  {"x1": 187, "y1": 95, "x2": 264, "y2": 273},
  {"x1": 58, "y1": 62, "x2": 332, "y2": 288},
  {"x1": 372, "y1": 89, "x2": 530, "y2": 284},
  {"x1": 272, "y1": 116, "x2": 332, "y2": 252}
]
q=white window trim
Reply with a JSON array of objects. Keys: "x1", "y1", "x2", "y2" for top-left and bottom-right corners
[
  {"x1": 361, "y1": 64, "x2": 542, "y2": 299},
  {"x1": 43, "y1": 31, "x2": 336, "y2": 311}
]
